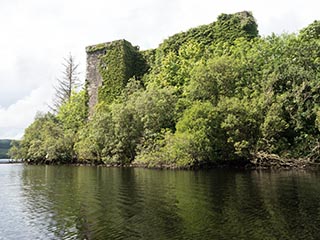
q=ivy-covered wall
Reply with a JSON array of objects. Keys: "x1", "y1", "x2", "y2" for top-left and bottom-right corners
[
  {"x1": 86, "y1": 44, "x2": 106, "y2": 115},
  {"x1": 156, "y1": 11, "x2": 258, "y2": 57},
  {"x1": 86, "y1": 40, "x2": 148, "y2": 113},
  {"x1": 86, "y1": 11, "x2": 258, "y2": 114}
]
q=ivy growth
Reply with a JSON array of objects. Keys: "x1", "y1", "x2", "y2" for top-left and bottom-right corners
[{"x1": 97, "y1": 40, "x2": 148, "y2": 103}]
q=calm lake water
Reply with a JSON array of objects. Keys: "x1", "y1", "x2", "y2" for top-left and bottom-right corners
[
  {"x1": 0, "y1": 159, "x2": 10, "y2": 163},
  {"x1": 1, "y1": 164, "x2": 320, "y2": 240}
]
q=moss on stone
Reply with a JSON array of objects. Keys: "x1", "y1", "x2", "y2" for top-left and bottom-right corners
[
  {"x1": 97, "y1": 40, "x2": 148, "y2": 103},
  {"x1": 86, "y1": 43, "x2": 109, "y2": 53}
]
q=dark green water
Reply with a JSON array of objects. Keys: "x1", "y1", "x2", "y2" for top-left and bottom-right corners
[{"x1": 1, "y1": 164, "x2": 320, "y2": 239}]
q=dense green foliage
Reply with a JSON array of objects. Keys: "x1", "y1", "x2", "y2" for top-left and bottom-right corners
[
  {"x1": 11, "y1": 11, "x2": 320, "y2": 167},
  {"x1": 157, "y1": 11, "x2": 257, "y2": 57},
  {"x1": 10, "y1": 91, "x2": 88, "y2": 164},
  {"x1": 98, "y1": 40, "x2": 148, "y2": 103},
  {"x1": 0, "y1": 139, "x2": 12, "y2": 158}
]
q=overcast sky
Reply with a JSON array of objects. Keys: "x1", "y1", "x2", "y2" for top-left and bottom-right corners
[{"x1": 0, "y1": 0, "x2": 319, "y2": 139}]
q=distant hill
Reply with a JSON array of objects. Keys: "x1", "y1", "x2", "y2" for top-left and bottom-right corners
[{"x1": 0, "y1": 139, "x2": 12, "y2": 159}]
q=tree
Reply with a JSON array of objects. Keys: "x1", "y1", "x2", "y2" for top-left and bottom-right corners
[
  {"x1": 52, "y1": 53, "x2": 80, "y2": 112},
  {"x1": 186, "y1": 56, "x2": 240, "y2": 105},
  {"x1": 12, "y1": 12, "x2": 320, "y2": 167}
]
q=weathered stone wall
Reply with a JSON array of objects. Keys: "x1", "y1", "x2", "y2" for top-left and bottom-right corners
[
  {"x1": 85, "y1": 43, "x2": 109, "y2": 116},
  {"x1": 86, "y1": 40, "x2": 149, "y2": 116}
]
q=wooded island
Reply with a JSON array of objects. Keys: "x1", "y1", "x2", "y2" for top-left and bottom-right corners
[{"x1": 10, "y1": 11, "x2": 320, "y2": 168}]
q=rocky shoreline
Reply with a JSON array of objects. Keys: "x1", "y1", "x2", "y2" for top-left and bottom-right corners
[{"x1": 248, "y1": 152, "x2": 317, "y2": 170}]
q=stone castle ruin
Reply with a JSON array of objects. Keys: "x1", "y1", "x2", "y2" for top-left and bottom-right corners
[
  {"x1": 86, "y1": 43, "x2": 107, "y2": 114},
  {"x1": 85, "y1": 39, "x2": 149, "y2": 115},
  {"x1": 85, "y1": 11, "x2": 257, "y2": 115}
]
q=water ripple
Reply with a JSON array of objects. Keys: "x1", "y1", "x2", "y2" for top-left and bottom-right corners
[{"x1": 1, "y1": 166, "x2": 320, "y2": 239}]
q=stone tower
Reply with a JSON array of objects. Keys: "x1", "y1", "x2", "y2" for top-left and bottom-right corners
[
  {"x1": 85, "y1": 40, "x2": 148, "y2": 116},
  {"x1": 85, "y1": 42, "x2": 110, "y2": 116}
]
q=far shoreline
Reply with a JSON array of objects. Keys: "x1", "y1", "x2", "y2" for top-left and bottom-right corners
[{"x1": 0, "y1": 159, "x2": 23, "y2": 164}]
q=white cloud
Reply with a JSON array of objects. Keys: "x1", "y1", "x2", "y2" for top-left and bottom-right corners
[
  {"x1": 0, "y1": 85, "x2": 53, "y2": 139},
  {"x1": 0, "y1": 0, "x2": 319, "y2": 138}
]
